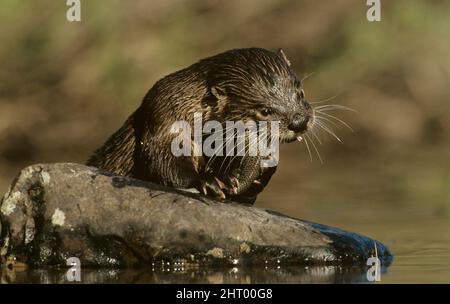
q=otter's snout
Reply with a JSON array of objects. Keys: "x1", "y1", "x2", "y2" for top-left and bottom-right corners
[{"x1": 288, "y1": 113, "x2": 310, "y2": 133}]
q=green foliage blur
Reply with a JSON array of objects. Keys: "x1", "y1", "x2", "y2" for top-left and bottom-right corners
[{"x1": 0, "y1": 0, "x2": 449, "y2": 195}]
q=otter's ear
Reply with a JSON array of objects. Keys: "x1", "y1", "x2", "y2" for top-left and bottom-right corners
[
  {"x1": 277, "y1": 48, "x2": 291, "y2": 67},
  {"x1": 209, "y1": 86, "x2": 227, "y2": 112},
  {"x1": 211, "y1": 86, "x2": 226, "y2": 99}
]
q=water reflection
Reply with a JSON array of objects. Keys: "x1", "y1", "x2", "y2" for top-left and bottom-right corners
[{"x1": 1, "y1": 265, "x2": 388, "y2": 284}]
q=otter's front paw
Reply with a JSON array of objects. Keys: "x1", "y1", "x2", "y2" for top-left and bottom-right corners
[
  {"x1": 197, "y1": 176, "x2": 227, "y2": 200},
  {"x1": 224, "y1": 169, "x2": 241, "y2": 195}
]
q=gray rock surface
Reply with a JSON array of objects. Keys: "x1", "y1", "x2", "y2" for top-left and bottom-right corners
[{"x1": 0, "y1": 163, "x2": 392, "y2": 268}]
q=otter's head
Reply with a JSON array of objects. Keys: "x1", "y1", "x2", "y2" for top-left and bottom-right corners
[{"x1": 204, "y1": 48, "x2": 314, "y2": 144}]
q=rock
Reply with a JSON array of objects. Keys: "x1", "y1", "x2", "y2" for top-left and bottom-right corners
[{"x1": 0, "y1": 163, "x2": 393, "y2": 268}]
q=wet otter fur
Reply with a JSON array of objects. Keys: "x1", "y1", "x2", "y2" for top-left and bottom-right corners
[{"x1": 87, "y1": 48, "x2": 313, "y2": 203}]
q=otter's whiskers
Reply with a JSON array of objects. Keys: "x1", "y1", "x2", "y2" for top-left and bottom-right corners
[{"x1": 297, "y1": 102, "x2": 356, "y2": 164}]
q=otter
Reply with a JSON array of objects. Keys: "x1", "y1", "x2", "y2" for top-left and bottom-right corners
[{"x1": 87, "y1": 48, "x2": 314, "y2": 203}]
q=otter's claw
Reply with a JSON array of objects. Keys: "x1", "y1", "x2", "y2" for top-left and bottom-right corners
[
  {"x1": 252, "y1": 179, "x2": 263, "y2": 190},
  {"x1": 223, "y1": 169, "x2": 241, "y2": 195},
  {"x1": 225, "y1": 176, "x2": 240, "y2": 194},
  {"x1": 214, "y1": 177, "x2": 226, "y2": 189},
  {"x1": 198, "y1": 176, "x2": 226, "y2": 200}
]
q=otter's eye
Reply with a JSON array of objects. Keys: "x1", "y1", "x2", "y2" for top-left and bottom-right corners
[
  {"x1": 256, "y1": 107, "x2": 274, "y2": 120},
  {"x1": 260, "y1": 108, "x2": 271, "y2": 117}
]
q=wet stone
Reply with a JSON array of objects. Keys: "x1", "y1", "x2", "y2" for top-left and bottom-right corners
[{"x1": 0, "y1": 163, "x2": 393, "y2": 268}]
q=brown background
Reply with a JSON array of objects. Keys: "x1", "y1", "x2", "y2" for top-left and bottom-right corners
[{"x1": 0, "y1": 0, "x2": 449, "y2": 213}]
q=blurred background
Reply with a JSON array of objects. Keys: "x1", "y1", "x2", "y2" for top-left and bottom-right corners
[{"x1": 0, "y1": 0, "x2": 449, "y2": 283}]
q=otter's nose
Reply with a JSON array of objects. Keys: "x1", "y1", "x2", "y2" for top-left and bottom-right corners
[{"x1": 288, "y1": 114, "x2": 309, "y2": 132}]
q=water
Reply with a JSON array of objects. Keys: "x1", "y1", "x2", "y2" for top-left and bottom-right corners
[
  {"x1": 258, "y1": 145, "x2": 450, "y2": 284},
  {"x1": 1, "y1": 145, "x2": 449, "y2": 283}
]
